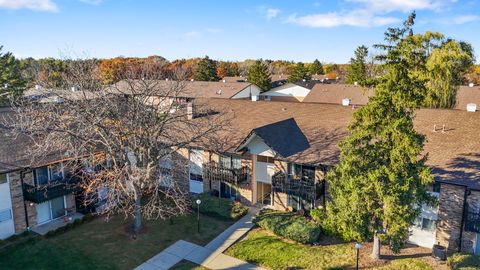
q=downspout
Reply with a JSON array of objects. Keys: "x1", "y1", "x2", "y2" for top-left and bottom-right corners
[
  {"x1": 20, "y1": 168, "x2": 31, "y2": 231},
  {"x1": 458, "y1": 186, "x2": 470, "y2": 252}
]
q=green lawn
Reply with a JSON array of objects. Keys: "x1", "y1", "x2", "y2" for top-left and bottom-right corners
[
  {"x1": 226, "y1": 229, "x2": 434, "y2": 270},
  {"x1": 0, "y1": 213, "x2": 233, "y2": 270}
]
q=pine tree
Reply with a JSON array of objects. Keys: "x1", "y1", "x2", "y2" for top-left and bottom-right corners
[
  {"x1": 309, "y1": 59, "x2": 324, "y2": 75},
  {"x1": 0, "y1": 46, "x2": 26, "y2": 106},
  {"x1": 324, "y1": 12, "x2": 435, "y2": 259},
  {"x1": 288, "y1": 62, "x2": 311, "y2": 83},
  {"x1": 247, "y1": 60, "x2": 271, "y2": 92},
  {"x1": 194, "y1": 56, "x2": 219, "y2": 81},
  {"x1": 346, "y1": 45, "x2": 369, "y2": 86}
]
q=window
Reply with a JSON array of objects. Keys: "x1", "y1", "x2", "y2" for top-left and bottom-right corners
[
  {"x1": 257, "y1": 155, "x2": 274, "y2": 163},
  {"x1": 34, "y1": 166, "x2": 49, "y2": 186},
  {"x1": 34, "y1": 164, "x2": 64, "y2": 186},
  {"x1": 414, "y1": 216, "x2": 437, "y2": 231},
  {"x1": 0, "y1": 209, "x2": 12, "y2": 223},
  {"x1": 159, "y1": 155, "x2": 173, "y2": 187},
  {"x1": 220, "y1": 154, "x2": 242, "y2": 169},
  {"x1": 220, "y1": 182, "x2": 238, "y2": 199},
  {"x1": 287, "y1": 163, "x2": 315, "y2": 180},
  {"x1": 0, "y1": 173, "x2": 7, "y2": 184},
  {"x1": 433, "y1": 182, "x2": 441, "y2": 193},
  {"x1": 189, "y1": 149, "x2": 204, "y2": 182}
]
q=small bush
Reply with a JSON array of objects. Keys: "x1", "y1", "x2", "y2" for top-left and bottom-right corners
[
  {"x1": 83, "y1": 213, "x2": 94, "y2": 222},
  {"x1": 448, "y1": 253, "x2": 480, "y2": 270},
  {"x1": 193, "y1": 193, "x2": 248, "y2": 221},
  {"x1": 310, "y1": 208, "x2": 324, "y2": 223},
  {"x1": 254, "y1": 209, "x2": 321, "y2": 244}
]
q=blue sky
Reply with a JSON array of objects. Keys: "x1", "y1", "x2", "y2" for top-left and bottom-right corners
[{"x1": 1, "y1": 0, "x2": 479, "y2": 63}]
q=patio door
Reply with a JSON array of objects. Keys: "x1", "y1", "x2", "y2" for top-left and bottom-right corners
[
  {"x1": 189, "y1": 149, "x2": 204, "y2": 194},
  {"x1": 36, "y1": 196, "x2": 66, "y2": 224},
  {"x1": 36, "y1": 202, "x2": 51, "y2": 224}
]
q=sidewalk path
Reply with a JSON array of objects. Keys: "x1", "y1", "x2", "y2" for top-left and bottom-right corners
[{"x1": 135, "y1": 206, "x2": 264, "y2": 270}]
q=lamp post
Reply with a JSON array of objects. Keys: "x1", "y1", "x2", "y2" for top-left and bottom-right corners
[
  {"x1": 196, "y1": 199, "x2": 201, "y2": 233},
  {"x1": 355, "y1": 243, "x2": 362, "y2": 270}
]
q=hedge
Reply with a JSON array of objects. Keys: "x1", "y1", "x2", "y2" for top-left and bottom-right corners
[
  {"x1": 193, "y1": 193, "x2": 249, "y2": 221},
  {"x1": 447, "y1": 253, "x2": 480, "y2": 270},
  {"x1": 253, "y1": 209, "x2": 321, "y2": 244}
]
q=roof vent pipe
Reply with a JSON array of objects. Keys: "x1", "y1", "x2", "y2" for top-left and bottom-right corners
[
  {"x1": 342, "y1": 98, "x2": 351, "y2": 106},
  {"x1": 467, "y1": 103, "x2": 477, "y2": 112}
]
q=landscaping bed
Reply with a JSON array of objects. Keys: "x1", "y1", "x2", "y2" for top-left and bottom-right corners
[
  {"x1": 0, "y1": 213, "x2": 233, "y2": 270},
  {"x1": 448, "y1": 253, "x2": 480, "y2": 269},
  {"x1": 193, "y1": 193, "x2": 248, "y2": 221},
  {"x1": 253, "y1": 209, "x2": 320, "y2": 244}
]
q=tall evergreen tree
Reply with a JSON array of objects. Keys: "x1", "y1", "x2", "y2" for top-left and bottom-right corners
[
  {"x1": 0, "y1": 46, "x2": 26, "y2": 106},
  {"x1": 288, "y1": 62, "x2": 311, "y2": 83},
  {"x1": 324, "y1": 12, "x2": 435, "y2": 259},
  {"x1": 194, "y1": 56, "x2": 219, "y2": 81},
  {"x1": 346, "y1": 45, "x2": 369, "y2": 86},
  {"x1": 309, "y1": 59, "x2": 324, "y2": 75},
  {"x1": 247, "y1": 60, "x2": 271, "y2": 92}
]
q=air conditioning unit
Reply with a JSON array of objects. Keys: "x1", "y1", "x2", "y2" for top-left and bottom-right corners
[
  {"x1": 342, "y1": 98, "x2": 351, "y2": 106},
  {"x1": 251, "y1": 95, "x2": 259, "y2": 102},
  {"x1": 467, "y1": 103, "x2": 477, "y2": 112}
]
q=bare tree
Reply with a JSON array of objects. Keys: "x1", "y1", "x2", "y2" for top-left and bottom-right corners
[{"x1": 5, "y1": 59, "x2": 230, "y2": 236}]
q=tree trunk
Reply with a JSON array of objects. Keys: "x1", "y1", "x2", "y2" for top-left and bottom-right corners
[
  {"x1": 133, "y1": 192, "x2": 142, "y2": 235},
  {"x1": 372, "y1": 231, "x2": 381, "y2": 260}
]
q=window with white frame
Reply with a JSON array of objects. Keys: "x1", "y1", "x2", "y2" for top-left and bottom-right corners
[
  {"x1": 33, "y1": 163, "x2": 64, "y2": 186},
  {"x1": 159, "y1": 155, "x2": 173, "y2": 187},
  {"x1": 189, "y1": 149, "x2": 204, "y2": 182}
]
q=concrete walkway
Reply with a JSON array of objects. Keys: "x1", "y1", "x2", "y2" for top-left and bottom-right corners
[{"x1": 135, "y1": 206, "x2": 264, "y2": 270}]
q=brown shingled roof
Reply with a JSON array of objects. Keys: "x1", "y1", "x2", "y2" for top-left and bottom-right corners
[
  {"x1": 455, "y1": 85, "x2": 480, "y2": 111},
  {"x1": 200, "y1": 99, "x2": 480, "y2": 185},
  {"x1": 112, "y1": 80, "x2": 253, "y2": 99},
  {"x1": 303, "y1": 84, "x2": 373, "y2": 105}
]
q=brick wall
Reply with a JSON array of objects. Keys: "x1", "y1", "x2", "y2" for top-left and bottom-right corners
[
  {"x1": 436, "y1": 184, "x2": 466, "y2": 252},
  {"x1": 273, "y1": 191, "x2": 288, "y2": 211}
]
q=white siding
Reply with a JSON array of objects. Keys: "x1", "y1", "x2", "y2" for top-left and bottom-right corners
[
  {"x1": 260, "y1": 84, "x2": 311, "y2": 98},
  {"x1": 0, "y1": 174, "x2": 15, "y2": 239},
  {"x1": 231, "y1": 84, "x2": 262, "y2": 99},
  {"x1": 247, "y1": 136, "x2": 276, "y2": 157}
]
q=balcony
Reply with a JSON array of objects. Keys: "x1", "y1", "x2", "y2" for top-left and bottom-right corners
[
  {"x1": 465, "y1": 210, "x2": 480, "y2": 233},
  {"x1": 271, "y1": 171, "x2": 317, "y2": 201},
  {"x1": 23, "y1": 175, "x2": 81, "y2": 204},
  {"x1": 203, "y1": 161, "x2": 250, "y2": 187}
]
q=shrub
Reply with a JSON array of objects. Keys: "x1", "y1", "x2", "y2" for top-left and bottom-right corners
[
  {"x1": 254, "y1": 209, "x2": 321, "y2": 244},
  {"x1": 193, "y1": 193, "x2": 248, "y2": 221},
  {"x1": 448, "y1": 253, "x2": 480, "y2": 270},
  {"x1": 310, "y1": 208, "x2": 324, "y2": 223}
]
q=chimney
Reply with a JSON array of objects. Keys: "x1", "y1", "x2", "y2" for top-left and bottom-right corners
[
  {"x1": 187, "y1": 101, "x2": 194, "y2": 120},
  {"x1": 251, "y1": 95, "x2": 259, "y2": 102},
  {"x1": 342, "y1": 98, "x2": 351, "y2": 106}
]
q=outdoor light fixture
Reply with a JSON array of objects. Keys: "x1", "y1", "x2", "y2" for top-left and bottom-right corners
[
  {"x1": 196, "y1": 199, "x2": 201, "y2": 233},
  {"x1": 354, "y1": 243, "x2": 362, "y2": 270}
]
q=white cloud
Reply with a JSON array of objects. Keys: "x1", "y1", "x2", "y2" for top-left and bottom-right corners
[
  {"x1": 451, "y1": 14, "x2": 480, "y2": 24},
  {"x1": 79, "y1": 0, "x2": 103, "y2": 5},
  {"x1": 288, "y1": 9, "x2": 400, "y2": 28},
  {"x1": 0, "y1": 0, "x2": 58, "y2": 12},
  {"x1": 287, "y1": 0, "x2": 458, "y2": 28},
  {"x1": 347, "y1": 0, "x2": 457, "y2": 12},
  {"x1": 266, "y1": 8, "x2": 280, "y2": 19},
  {"x1": 182, "y1": 31, "x2": 201, "y2": 41},
  {"x1": 206, "y1": 28, "x2": 222, "y2": 34}
]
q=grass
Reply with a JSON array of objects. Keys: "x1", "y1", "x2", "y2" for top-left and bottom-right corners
[
  {"x1": 0, "y1": 213, "x2": 233, "y2": 270},
  {"x1": 447, "y1": 253, "x2": 480, "y2": 269},
  {"x1": 171, "y1": 260, "x2": 210, "y2": 270},
  {"x1": 226, "y1": 228, "x2": 435, "y2": 270}
]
